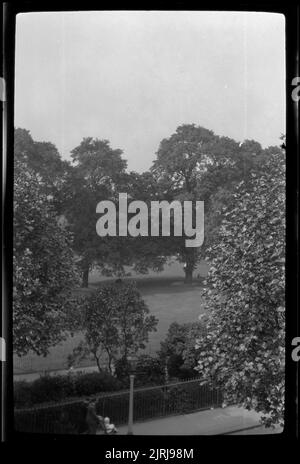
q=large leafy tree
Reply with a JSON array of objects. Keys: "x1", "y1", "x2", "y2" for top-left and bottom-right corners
[
  {"x1": 194, "y1": 148, "x2": 285, "y2": 427},
  {"x1": 151, "y1": 124, "x2": 257, "y2": 282},
  {"x1": 13, "y1": 160, "x2": 80, "y2": 356},
  {"x1": 14, "y1": 128, "x2": 71, "y2": 213},
  {"x1": 69, "y1": 281, "x2": 158, "y2": 373},
  {"x1": 62, "y1": 137, "x2": 130, "y2": 286}
]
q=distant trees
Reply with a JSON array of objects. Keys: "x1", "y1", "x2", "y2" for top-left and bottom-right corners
[
  {"x1": 15, "y1": 126, "x2": 273, "y2": 289},
  {"x1": 68, "y1": 281, "x2": 158, "y2": 373},
  {"x1": 194, "y1": 148, "x2": 285, "y2": 427}
]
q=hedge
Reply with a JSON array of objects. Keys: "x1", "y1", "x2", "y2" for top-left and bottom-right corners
[{"x1": 14, "y1": 371, "x2": 124, "y2": 408}]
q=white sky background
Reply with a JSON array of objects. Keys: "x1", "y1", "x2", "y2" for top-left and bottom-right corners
[{"x1": 15, "y1": 11, "x2": 285, "y2": 172}]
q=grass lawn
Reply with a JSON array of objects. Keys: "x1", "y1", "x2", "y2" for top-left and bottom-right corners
[{"x1": 14, "y1": 260, "x2": 209, "y2": 375}]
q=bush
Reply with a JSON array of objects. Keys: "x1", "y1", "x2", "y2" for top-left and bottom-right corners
[
  {"x1": 134, "y1": 355, "x2": 165, "y2": 386},
  {"x1": 115, "y1": 354, "x2": 166, "y2": 387},
  {"x1": 14, "y1": 380, "x2": 33, "y2": 409},
  {"x1": 14, "y1": 371, "x2": 123, "y2": 408},
  {"x1": 159, "y1": 321, "x2": 202, "y2": 379},
  {"x1": 15, "y1": 399, "x2": 88, "y2": 434},
  {"x1": 74, "y1": 372, "x2": 123, "y2": 396},
  {"x1": 114, "y1": 357, "x2": 132, "y2": 383}
]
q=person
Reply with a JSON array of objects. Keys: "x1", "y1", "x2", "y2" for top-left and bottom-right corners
[
  {"x1": 85, "y1": 400, "x2": 105, "y2": 434},
  {"x1": 103, "y1": 417, "x2": 118, "y2": 434}
]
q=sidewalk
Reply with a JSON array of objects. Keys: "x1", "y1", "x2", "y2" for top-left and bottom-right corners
[{"x1": 116, "y1": 406, "x2": 283, "y2": 435}]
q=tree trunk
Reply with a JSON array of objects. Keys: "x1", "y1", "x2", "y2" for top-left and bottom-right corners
[
  {"x1": 184, "y1": 266, "x2": 193, "y2": 284},
  {"x1": 105, "y1": 348, "x2": 113, "y2": 374},
  {"x1": 95, "y1": 354, "x2": 102, "y2": 373},
  {"x1": 81, "y1": 264, "x2": 89, "y2": 288},
  {"x1": 108, "y1": 356, "x2": 113, "y2": 375},
  {"x1": 183, "y1": 248, "x2": 196, "y2": 284}
]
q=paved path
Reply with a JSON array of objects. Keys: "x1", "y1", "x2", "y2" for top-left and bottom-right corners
[{"x1": 116, "y1": 406, "x2": 283, "y2": 435}]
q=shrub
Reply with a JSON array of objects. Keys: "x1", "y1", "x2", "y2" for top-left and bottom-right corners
[
  {"x1": 134, "y1": 355, "x2": 165, "y2": 386},
  {"x1": 14, "y1": 371, "x2": 123, "y2": 408},
  {"x1": 74, "y1": 372, "x2": 123, "y2": 396},
  {"x1": 14, "y1": 380, "x2": 34, "y2": 409},
  {"x1": 115, "y1": 354, "x2": 166, "y2": 387},
  {"x1": 159, "y1": 321, "x2": 202, "y2": 379},
  {"x1": 114, "y1": 357, "x2": 132, "y2": 383},
  {"x1": 14, "y1": 400, "x2": 88, "y2": 434}
]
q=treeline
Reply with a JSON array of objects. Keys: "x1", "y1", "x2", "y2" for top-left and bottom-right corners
[{"x1": 14, "y1": 124, "x2": 281, "y2": 288}]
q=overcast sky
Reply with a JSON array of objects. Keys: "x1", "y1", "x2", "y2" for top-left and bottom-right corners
[{"x1": 15, "y1": 11, "x2": 285, "y2": 172}]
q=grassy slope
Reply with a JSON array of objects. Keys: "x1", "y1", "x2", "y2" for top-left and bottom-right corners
[{"x1": 14, "y1": 260, "x2": 209, "y2": 374}]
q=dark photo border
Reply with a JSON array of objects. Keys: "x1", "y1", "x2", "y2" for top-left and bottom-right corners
[{"x1": 1, "y1": 0, "x2": 299, "y2": 449}]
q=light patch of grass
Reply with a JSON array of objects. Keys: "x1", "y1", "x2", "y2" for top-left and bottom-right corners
[{"x1": 14, "y1": 261, "x2": 208, "y2": 375}]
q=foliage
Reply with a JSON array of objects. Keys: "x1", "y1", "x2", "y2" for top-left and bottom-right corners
[
  {"x1": 150, "y1": 124, "x2": 263, "y2": 282},
  {"x1": 114, "y1": 357, "x2": 132, "y2": 382},
  {"x1": 194, "y1": 149, "x2": 285, "y2": 427},
  {"x1": 159, "y1": 321, "x2": 203, "y2": 379},
  {"x1": 133, "y1": 355, "x2": 165, "y2": 386},
  {"x1": 14, "y1": 371, "x2": 123, "y2": 408},
  {"x1": 150, "y1": 125, "x2": 218, "y2": 282},
  {"x1": 13, "y1": 159, "x2": 80, "y2": 356},
  {"x1": 14, "y1": 400, "x2": 88, "y2": 434},
  {"x1": 14, "y1": 128, "x2": 71, "y2": 213},
  {"x1": 69, "y1": 281, "x2": 158, "y2": 372},
  {"x1": 61, "y1": 137, "x2": 130, "y2": 286}
]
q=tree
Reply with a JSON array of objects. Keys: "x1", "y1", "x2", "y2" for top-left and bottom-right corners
[
  {"x1": 63, "y1": 137, "x2": 133, "y2": 287},
  {"x1": 159, "y1": 321, "x2": 203, "y2": 379},
  {"x1": 151, "y1": 124, "x2": 244, "y2": 283},
  {"x1": 133, "y1": 355, "x2": 165, "y2": 386},
  {"x1": 14, "y1": 128, "x2": 71, "y2": 213},
  {"x1": 69, "y1": 281, "x2": 158, "y2": 373},
  {"x1": 13, "y1": 160, "x2": 80, "y2": 356},
  {"x1": 194, "y1": 148, "x2": 285, "y2": 427},
  {"x1": 122, "y1": 170, "x2": 173, "y2": 275}
]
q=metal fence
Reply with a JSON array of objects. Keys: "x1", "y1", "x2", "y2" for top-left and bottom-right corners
[{"x1": 14, "y1": 378, "x2": 222, "y2": 434}]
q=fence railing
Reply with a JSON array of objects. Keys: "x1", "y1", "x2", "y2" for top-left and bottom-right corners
[{"x1": 14, "y1": 378, "x2": 223, "y2": 434}]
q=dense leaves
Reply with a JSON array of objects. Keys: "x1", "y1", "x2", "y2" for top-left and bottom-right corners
[
  {"x1": 14, "y1": 371, "x2": 123, "y2": 407},
  {"x1": 13, "y1": 160, "x2": 80, "y2": 356},
  {"x1": 150, "y1": 124, "x2": 265, "y2": 282},
  {"x1": 62, "y1": 137, "x2": 131, "y2": 286},
  {"x1": 14, "y1": 128, "x2": 71, "y2": 213},
  {"x1": 194, "y1": 149, "x2": 285, "y2": 427},
  {"x1": 69, "y1": 281, "x2": 158, "y2": 372},
  {"x1": 159, "y1": 321, "x2": 205, "y2": 379}
]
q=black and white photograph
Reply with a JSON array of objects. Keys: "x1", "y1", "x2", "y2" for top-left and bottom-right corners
[{"x1": 7, "y1": 9, "x2": 290, "y2": 438}]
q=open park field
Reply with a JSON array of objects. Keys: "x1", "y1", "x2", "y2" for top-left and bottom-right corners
[{"x1": 14, "y1": 260, "x2": 209, "y2": 376}]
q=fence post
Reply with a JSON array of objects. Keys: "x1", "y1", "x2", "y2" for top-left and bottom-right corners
[{"x1": 127, "y1": 374, "x2": 135, "y2": 435}]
